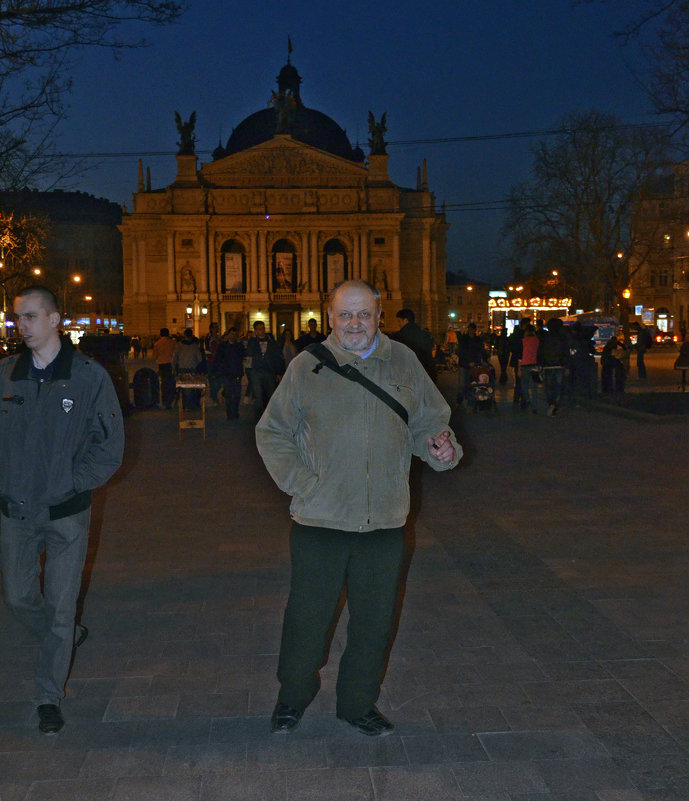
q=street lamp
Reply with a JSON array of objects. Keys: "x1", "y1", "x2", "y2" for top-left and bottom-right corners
[{"x1": 62, "y1": 274, "x2": 82, "y2": 322}]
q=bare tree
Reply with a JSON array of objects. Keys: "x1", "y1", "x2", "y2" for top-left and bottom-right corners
[
  {"x1": 0, "y1": 210, "x2": 51, "y2": 306},
  {"x1": 502, "y1": 110, "x2": 671, "y2": 327},
  {"x1": 0, "y1": 0, "x2": 186, "y2": 190},
  {"x1": 578, "y1": 1, "x2": 689, "y2": 131}
]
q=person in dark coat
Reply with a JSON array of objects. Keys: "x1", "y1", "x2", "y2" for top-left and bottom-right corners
[
  {"x1": 296, "y1": 319, "x2": 326, "y2": 352},
  {"x1": 245, "y1": 320, "x2": 285, "y2": 420},
  {"x1": 601, "y1": 337, "x2": 627, "y2": 397},
  {"x1": 389, "y1": 308, "x2": 437, "y2": 382},
  {"x1": 212, "y1": 327, "x2": 245, "y2": 420},
  {"x1": 537, "y1": 317, "x2": 569, "y2": 416}
]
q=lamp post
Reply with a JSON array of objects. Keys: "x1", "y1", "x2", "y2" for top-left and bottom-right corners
[
  {"x1": 62, "y1": 273, "x2": 82, "y2": 323},
  {"x1": 0, "y1": 248, "x2": 6, "y2": 340}
]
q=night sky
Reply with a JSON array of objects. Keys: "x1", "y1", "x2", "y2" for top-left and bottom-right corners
[{"x1": 55, "y1": 0, "x2": 656, "y2": 285}]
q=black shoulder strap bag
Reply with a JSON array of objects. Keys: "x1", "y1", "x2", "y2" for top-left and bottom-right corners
[{"x1": 305, "y1": 343, "x2": 408, "y2": 426}]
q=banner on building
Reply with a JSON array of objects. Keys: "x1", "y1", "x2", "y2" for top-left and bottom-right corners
[
  {"x1": 274, "y1": 252, "x2": 294, "y2": 291},
  {"x1": 327, "y1": 253, "x2": 345, "y2": 288},
  {"x1": 224, "y1": 253, "x2": 244, "y2": 292}
]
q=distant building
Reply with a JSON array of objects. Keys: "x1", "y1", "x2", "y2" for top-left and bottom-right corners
[
  {"x1": 120, "y1": 57, "x2": 449, "y2": 338},
  {"x1": 445, "y1": 279, "x2": 490, "y2": 332},
  {"x1": 629, "y1": 159, "x2": 689, "y2": 337},
  {"x1": 0, "y1": 188, "x2": 123, "y2": 326}
]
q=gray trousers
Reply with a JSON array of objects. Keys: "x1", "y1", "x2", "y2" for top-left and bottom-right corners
[
  {"x1": 277, "y1": 522, "x2": 406, "y2": 721},
  {"x1": 1, "y1": 509, "x2": 91, "y2": 706}
]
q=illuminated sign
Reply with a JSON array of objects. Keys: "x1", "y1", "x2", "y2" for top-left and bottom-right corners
[{"x1": 488, "y1": 297, "x2": 572, "y2": 309}]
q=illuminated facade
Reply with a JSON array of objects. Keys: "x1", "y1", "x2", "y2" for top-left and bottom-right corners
[{"x1": 120, "y1": 59, "x2": 448, "y2": 338}]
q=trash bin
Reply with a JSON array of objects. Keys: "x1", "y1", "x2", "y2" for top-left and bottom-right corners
[{"x1": 133, "y1": 367, "x2": 160, "y2": 409}]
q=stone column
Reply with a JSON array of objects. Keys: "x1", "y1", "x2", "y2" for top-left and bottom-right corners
[
  {"x1": 301, "y1": 231, "x2": 309, "y2": 290},
  {"x1": 132, "y1": 240, "x2": 139, "y2": 295},
  {"x1": 310, "y1": 231, "x2": 318, "y2": 291},
  {"x1": 167, "y1": 233, "x2": 176, "y2": 294},
  {"x1": 360, "y1": 232, "x2": 368, "y2": 282},
  {"x1": 250, "y1": 232, "x2": 259, "y2": 294},
  {"x1": 200, "y1": 228, "x2": 209, "y2": 294},
  {"x1": 392, "y1": 232, "x2": 400, "y2": 292},
  {"x1": 258, "y1": 230, "x2": 267, "y2": 293},
  {"x1": 353, "y1": 233, "x2": 360, "y2": 280}
]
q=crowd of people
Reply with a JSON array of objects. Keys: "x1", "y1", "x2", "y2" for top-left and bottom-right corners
[
  {"x1": 143, "y1": 313, "x2": 660, "y2": 421},
  {"x1": 147, "y1": 319, "x2": 331, "y2": 421}
]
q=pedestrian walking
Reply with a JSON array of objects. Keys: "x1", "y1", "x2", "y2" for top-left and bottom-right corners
[{"x1": 0, "y1": 286, "x2": 124, "y2": 734}]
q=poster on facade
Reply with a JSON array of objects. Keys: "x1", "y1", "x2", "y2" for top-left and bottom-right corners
[
  {"x1": 224, "y1": 253, "x2": 244, "y2": 292},
  {"x1": 326, "y1": 253, "x2": 345, "y2": 289},
  {"x1": 274, "y1": 252, "x2": 294, "y2": 291}
]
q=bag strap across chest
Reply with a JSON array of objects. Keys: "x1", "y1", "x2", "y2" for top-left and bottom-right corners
[{"x1": 306, "y1": 343, "x2": 408, "y2": 426}]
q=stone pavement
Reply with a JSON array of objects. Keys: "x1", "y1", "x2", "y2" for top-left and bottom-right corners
[{"x1": 1, "y1": 363, "x2": 689, "y2": 801}]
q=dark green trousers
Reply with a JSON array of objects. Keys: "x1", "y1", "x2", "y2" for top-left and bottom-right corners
[{"x1": 277, "y1": 522, "x2": 406, "y2": 720}]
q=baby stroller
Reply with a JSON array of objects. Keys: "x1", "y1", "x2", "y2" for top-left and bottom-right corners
[{"x1": 468, "y1": 361, "x2": 497, "y2": 412}]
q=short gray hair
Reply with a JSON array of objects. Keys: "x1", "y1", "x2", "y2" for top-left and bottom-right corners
[{"x1": 328, "y1": 279, "x2": 381, "y2": 306}]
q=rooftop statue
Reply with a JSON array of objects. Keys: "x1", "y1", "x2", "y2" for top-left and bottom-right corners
[
  {"x1": 271, "y1": 90, "x2": 297, "y2": 134},
  {"x1": 368, "y1": 111, "x2": 387, "y2": 155},
  {"x1": 175, "y1": 111, "x2": 197, "y2": 155}
]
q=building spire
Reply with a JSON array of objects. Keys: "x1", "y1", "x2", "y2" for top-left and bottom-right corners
[{"x1": 287, "y1": 35, "x2": 293, "y2": 64}]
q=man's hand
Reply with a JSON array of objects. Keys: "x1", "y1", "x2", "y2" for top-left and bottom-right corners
[{"x1": 427, "y1": 430, "x2": 455, "y2": 464}]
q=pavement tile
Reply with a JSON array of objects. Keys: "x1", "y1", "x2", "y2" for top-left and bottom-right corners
[
  {"x1": 175, "y1": 692, "x2": 248, "y2": 719},
  {"x1": 0, "y1": 750, "x2": 85, "y2": 782},
  {"x1": 111, "y1": 776, "x2": 202, "y2": 801},
  {"x1": 0, "y1": 785, "x2": 31, "y2": 801},
  {"x1": 499, "y1": 704, "x2": 586, "y2": 732},
  {"x1": 282, "y1": 768, "x2": 374, "y2": 801},
  {"x1": 200, "y1": 770, "x2": 287, "y2": 801},
  {"x1": 402, "y1": 732, "x2": 489, "y2": 764},
  {"x1": 164, "y1": 742, "x2": 247, "y2": 775},
  {"x1": 536, "y1": 757, "x2": 639, "y2": 793},
  {"x1": 325, "y1": 734, "x2": 408, "y2": 768},
  {"x1": 476, "y1": 730, "x2": 609, "y2": 762},
  {"x1": 24, "y1": 779, "x2": 115, "y2": 800},
  {"x1": 428, "y1": 705, "x2": 510, "y2": 734},
  {"x1": 451, "y1": 759, "x2": 549, "y2": 797},
  {"x1": 248, "y1": 737, "x2": 329, "y2": 769},
  {"x1": 613, "y1": 753, "x2": 689, "y2": 794},
  {"x1": 103, "y1": 693, "x2": 180, "y2": 722},
  {"x1": 370, "y1": 765, "x2": 463, "y2": 800},
  {"x1": 78, "y1": 747, "x2": 166, "y2": 778}
]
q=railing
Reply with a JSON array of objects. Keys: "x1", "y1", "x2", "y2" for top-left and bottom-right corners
[
  {"x1": 221, "y1": 293, "x2": 246, "y2": 302},
  {"x1": 271, "y1": 293, "x2": 298, "y2": 302}
]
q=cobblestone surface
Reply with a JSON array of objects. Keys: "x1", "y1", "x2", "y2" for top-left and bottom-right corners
[{"x1": 0, "y1": 356, "x2": 687, "y2": 800}]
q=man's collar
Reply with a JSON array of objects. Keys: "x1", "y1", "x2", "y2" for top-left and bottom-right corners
[
  {"x1": 11, "y1": 337, "x2": 74, "y2": 382},
  {"x1": 325, "y1": 331, "x2": 391, "y2": 364}
]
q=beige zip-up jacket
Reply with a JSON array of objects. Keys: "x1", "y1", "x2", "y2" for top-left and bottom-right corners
[{"x1": 255, "y1": 332, "x2": 461, "y2": 532}]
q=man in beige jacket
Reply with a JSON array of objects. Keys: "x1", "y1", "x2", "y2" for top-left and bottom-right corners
[{"x1": 256, "y1": 280, "x2": 461, "y2": 737}]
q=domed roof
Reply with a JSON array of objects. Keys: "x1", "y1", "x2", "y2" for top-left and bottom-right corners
[{"x1": 215, "y1": 61, "x2": 364, "y2": 163}]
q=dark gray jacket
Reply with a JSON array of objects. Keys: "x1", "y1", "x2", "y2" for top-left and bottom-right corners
[{"x1": 0, "y1": 340, "x2": 124, "y2": 522}]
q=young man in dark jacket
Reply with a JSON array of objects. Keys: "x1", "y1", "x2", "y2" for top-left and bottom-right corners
[
  {"x1": 245, "y1": 320, "x2": 285, "y2": 420},
  {"x1": 212, "y1": 327, "x2": 245, "y2": 420},
  {"x1": 0, "y1": 286, "x2": 124, "y2": 734}
]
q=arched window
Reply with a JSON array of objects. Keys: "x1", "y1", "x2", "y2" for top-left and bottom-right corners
[
  {"x1": 221, "y1": 240, "x2": 246, "y2": 292},
  {"x1": 322, "y1": 238, "x2": 347, "y2": 291},
  {"x1": 272, "y1": 238, "x2": 297, "y2": 292}
]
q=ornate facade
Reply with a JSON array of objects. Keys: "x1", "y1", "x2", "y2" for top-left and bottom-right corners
[{"x1": 120, "y1": 61, "x2": 448, "y2": 338}]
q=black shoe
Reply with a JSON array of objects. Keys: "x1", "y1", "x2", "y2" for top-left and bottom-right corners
[
  {"x1": 270, "y1": 701, "x2": 303, "y2": 734},
  {"x1": 74, "y1": 623, "x2": 88, "y2": 648},
  {"x1": 339, "y1": 706, "x2": 394, "y2": 737},
  {"x1": 37, "y1": 704, "x2": 64, "y2": 735}
]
